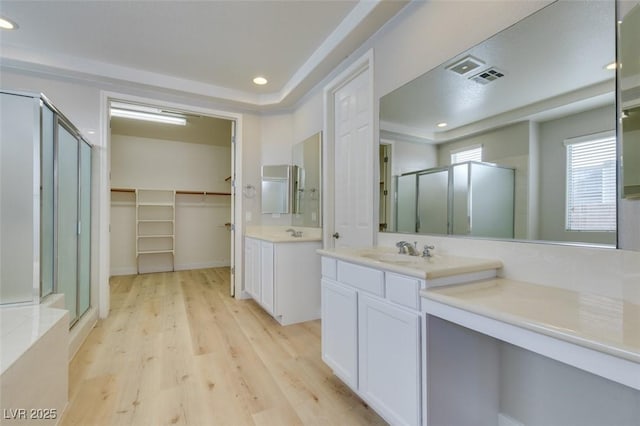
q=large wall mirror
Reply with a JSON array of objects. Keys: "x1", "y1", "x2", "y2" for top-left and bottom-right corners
[
  {"x1": 379, "y1": 0, "x2": 618, "y2": 247},
  {"x1": 620, "y1": 1, "x2": 640, "y2": 199},
  {"x1": 292, "y1": 132, "x2": 322, "y2": 227}
]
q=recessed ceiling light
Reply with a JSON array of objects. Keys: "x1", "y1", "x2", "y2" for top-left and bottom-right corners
[
  {"x1": 437, "y1": 122, "x2": 448, "y2": 128},
  {"x1": 253, "y1": 76, "x2": 268, "y2": 85},
  {"x1": 605, "y1": 62, "x2": 617, "y2": 70},
  {"x1": 0, "y1": 16, "x2": 18, "y2": 30}
]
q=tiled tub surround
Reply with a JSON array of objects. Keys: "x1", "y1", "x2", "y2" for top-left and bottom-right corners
[{"x1": 0, "y1": 305, "x2": 69, "y2": 425}]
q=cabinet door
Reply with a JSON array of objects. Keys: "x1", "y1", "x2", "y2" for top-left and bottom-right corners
[
  {"x1": 244, "y1": 238, "x2": 260, "y2": 299},
  {"x1": 259, "y1": 241, "x2": 274, "y2": 314},
  {"x1": 358, "y1": 293, "x2": 421, "y2": 426},
  {"x1": 321, "y1": 279, "x2": 358, "y2": 389}
]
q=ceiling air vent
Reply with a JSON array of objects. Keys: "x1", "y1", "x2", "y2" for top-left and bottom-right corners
[
  {"x1": 469, "y1": 67, "x2": 506, "y2": 85},
  {"x1": 445, "y1": 55, "x2": 485, "y2": 76}
]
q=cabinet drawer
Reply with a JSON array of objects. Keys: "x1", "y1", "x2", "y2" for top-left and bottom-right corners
[
  {"x1": 322, "y1": 257, "x2": 337, "y2": 280},
  {"x1": 337, "y1": 261, "x2": 384, "y2": 296},
  {"x1": 386, "y1": 273, "x2": 422, "y2": 310}
]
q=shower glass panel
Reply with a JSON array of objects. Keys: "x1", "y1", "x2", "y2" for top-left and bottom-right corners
[
  {"x1": 57, "y1": 124, "x2": 79, "y2": 323},
  {"x1": 41, "y1": 105, "x2": 55, "y2": 298},
  {"x1": 417, "y1": 169, "x2": 449, "y2": 234},
  {"x1": 78, "y1": 141, "x2": 92, "y2": 317},
  {"x1": 396, "y1": 174, "x2": 417, "y2": 232},
  {"x1": 469, "y1": 163, "x2": 515, "y2": 238},
  {"x1": 0, "y1": 93, "x2": 38, "y2": 304}
]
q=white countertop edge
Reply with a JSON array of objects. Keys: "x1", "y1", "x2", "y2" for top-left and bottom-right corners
[
  {"x1": 421, "y1": 293, "x2": 640, "y2": 387},
  {"x1": 246, "y1": 235, "x2": 322, "y2": 243},
  {"x1": 318, "y1": 248, "x2": 502, "y2": 280}
]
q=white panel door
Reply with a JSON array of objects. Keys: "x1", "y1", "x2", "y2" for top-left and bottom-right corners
[
  {"x1": 321, "y1": 278, "x2": 358, "y2": 389},
  {"x1": 333, "y1": 68, "x2": 374, "y2": 248},
  {"x1": 358, "y1": 293, "x2": 421, "y2": 426}
]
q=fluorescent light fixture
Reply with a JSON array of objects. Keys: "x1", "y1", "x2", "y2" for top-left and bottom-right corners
[
  {"x1": 110, "y1": 108, "x2": 187, "y2": 125},
  {"x1": 437, "y1": 122, "x2": 448, "y2": 128},
  {"x1": 253, "y1": 76, "x2": 268, "y2": 85},
  {"x1": 0, "y1": 16, "x2": 18, "y2": 30}
]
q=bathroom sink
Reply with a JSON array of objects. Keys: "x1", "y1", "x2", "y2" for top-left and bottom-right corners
[{"x1": 363, "y1": 252, "x2": 428, "y2": 264}]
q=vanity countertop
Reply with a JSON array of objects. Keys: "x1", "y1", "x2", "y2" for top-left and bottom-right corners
[
  {"x1": 245, "y1": 226, "x2": 322, "y2": 243},
  {"x1": 318, "y1": 246, "x2": 502, "y2": 280},
  {"x1": 421, "y1": 279, "x2": 640, "y2": 364}
]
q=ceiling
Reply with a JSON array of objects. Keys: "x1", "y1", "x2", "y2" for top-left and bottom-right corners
[
  {"x1": 0, "y1": 0, "x2": 408, "y2": 110},
  {"x1": 380, "y1": 0, "x2": 616, "y2": 143}
]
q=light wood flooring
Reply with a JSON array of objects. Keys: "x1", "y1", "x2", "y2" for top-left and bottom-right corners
[{"x1": 61, "y1": 268, "x2": 386, "y2": 425}]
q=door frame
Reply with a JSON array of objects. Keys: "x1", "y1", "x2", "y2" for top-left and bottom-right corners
[
  {"x1": 322, "y1": 49, "x2": 376, "y2": 248},
  {"x1": 97, "y1": 91, "x2": 244, "y2": 318}
]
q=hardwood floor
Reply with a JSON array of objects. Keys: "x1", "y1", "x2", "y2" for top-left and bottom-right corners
[{"x1": 61, "y1": 268, "x2": 386, "y2": 425}]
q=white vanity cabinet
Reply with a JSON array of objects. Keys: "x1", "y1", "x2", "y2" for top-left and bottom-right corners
[
  {"x1": 244, "y1": 236, "x2": 321, "y2": 325},
  {"x1": 321, "y1": 257, "x2": 423, "y2": 426}
]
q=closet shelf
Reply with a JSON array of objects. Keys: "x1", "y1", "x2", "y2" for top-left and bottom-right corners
[
  {"x1": 137, "y1": 249, "x2": 174, "y2": 255},
  {"x1": 138, "y1": 202, "x2": 174, "y2": 206},
  {"x1": 135, "y1": 189, "x2": 175, "y2": 273}
]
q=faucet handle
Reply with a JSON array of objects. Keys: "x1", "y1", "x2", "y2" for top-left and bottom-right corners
[
  {"x1": 395, "y1": 240, "x2": 408, "y2": 254},
  {"x1": 422, "y1": 245, "x2": 435, "y2": 258}
]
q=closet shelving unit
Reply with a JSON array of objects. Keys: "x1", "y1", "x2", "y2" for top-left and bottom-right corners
[{"x1": 135, "y1": 189, "x2": 176, "y2": 273}]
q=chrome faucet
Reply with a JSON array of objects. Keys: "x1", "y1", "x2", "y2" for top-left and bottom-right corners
[
  {"x1": 396, "y1": 241, "x2": 419, "y2": 256},
  {"x1": 422, "y1": 245, "x2": 435, "y2": 258},
  {"x1": 286, "y1": 228, "x2": 303, "y2": 237}
]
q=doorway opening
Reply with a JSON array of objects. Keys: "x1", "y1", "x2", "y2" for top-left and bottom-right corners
[{"x1": 103, "y1": 96, "x2": 241, "y2": 312}]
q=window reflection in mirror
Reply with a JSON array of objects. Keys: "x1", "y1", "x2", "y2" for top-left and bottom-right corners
[
  {"x1": 292, "y1": 132, "x2": 322, "y2": 227},
  {"x1": 379, "y1": 0, "x2": 616, "y2": 247}
]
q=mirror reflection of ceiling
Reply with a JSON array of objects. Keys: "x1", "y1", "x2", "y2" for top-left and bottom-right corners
[
  {"x1": 380, "y1": 0, "x2": 615, "y2": 143},
  {"x1": 110, "y1": 111, "x2": 232, "y2": 147},
  {"x1": 621, "y1": 1, "x2": 640, "y2": 104}
]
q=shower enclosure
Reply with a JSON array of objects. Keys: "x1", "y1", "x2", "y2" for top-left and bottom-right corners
[
  {"x1": 0, "y1": 90, "x2": 92, "y2": 327},
  {"x1": 395, "y1": 161, "x2": 515, "y2": 239}
]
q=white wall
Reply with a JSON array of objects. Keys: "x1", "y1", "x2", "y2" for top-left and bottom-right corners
[
  {"x1": 384, "y1": 139, "x2": 437, "y2": 176},
  {"x1": 111, "y1": 135, "x2": 231, "y2": 191}
]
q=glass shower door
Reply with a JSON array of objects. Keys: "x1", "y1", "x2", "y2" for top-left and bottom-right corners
[
  {"x1": 57, "y1": 123, "x2": 79, "y2": 323},
  {"x1": 78, "y1": 141, "x2": 92, "y2": 317},
  {"x1": 41, "y1": 105, "x2": 55, "y2": 298},
  {"x1": 417, "y1": 169, "x2": 449, "y2": 234},
  {"x1": 396, "y1": 174, "x2": 417, "y2": 233}
]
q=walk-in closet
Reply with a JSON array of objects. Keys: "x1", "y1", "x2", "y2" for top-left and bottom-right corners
[{"x1": 108, "y1": 102, "x2": 233, "y2": 276}]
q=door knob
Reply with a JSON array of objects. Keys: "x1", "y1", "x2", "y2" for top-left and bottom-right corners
[{"x1": 332, "y1": 232, "x2": 340, "y2": 239}]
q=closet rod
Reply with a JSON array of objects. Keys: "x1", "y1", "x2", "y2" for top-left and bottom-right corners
[
  {"x1": 110, "y1": 188, "x2": 231, "y2": 196},
  {"x1": 176, "y1": 190, "x2": 231, "y2": 196},
  {"x1": 111, "y1": 188, "x2": 135, "y2": 193}
]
